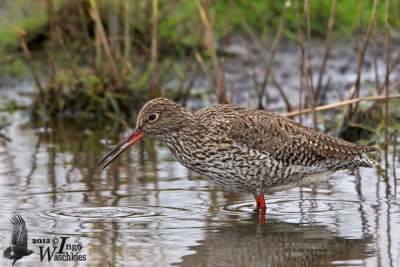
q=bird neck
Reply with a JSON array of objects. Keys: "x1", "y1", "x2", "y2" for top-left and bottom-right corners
[
  {"x1": 169, "y1": 111, "x2": 194, "y2": 135},
  {"x1": 158, "y1": 109, "x2": 195, "y2": 144}
]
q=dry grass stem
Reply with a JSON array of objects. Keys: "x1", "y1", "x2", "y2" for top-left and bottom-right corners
[
  {"x1": 384, "y1": 0, "x2": 390, "y2": 150},
  {"x1": 271, "y1": 71, "x2": 294, "y2": 112},
  {"x1": 220, "y1": 58, "x2": 230, "y2": 104},
  {"x1": 372, "y1": 12, "x2": 380, "y2": 93},
  {"x1": 259, "y1": 0, "x2": 291, "y2": 108},
  {"x1": 233, "y1": 0, "x2": 260, "y2": 51},
  {"x1": 375, "y1": 130, "x2": 398, "y2": 165},
  {"x1": 108, "y1": 0, "x2": 120, "y2": 58},
  {"x1": 283, "y1": 93, "x2": 400, "y2": 118},
  {"x1": 177, "y1": 29, "x2": 201, "y2": 98},
  {"x1": 105, "y1": 112, "x2": 129, "y2": 129},
  {"x1": 177, "y1": 52, "x2": 195, "y2": 97},
  {"x1": 303, "y1": 0, "x2": 317, "y2": 129},
  {"x1": 182, "y1": 63, "x2": 200, "y2": 108},
  {"x1": 304, "y1": 0, "x2": 314, "y2": 94},
  {"x1": 58, "y1": 34, "x2": 80, "y2": 82},
  {"x1": 294, "y1": 0, "x2": 303, "y2": 123},
  {"x1": 377, "y1": 49, "x2": 400, "y2": 95},
  {"x1": 194, "y1": 50, "x2": 213, "y2": 91},
  {"x1": 44, "y1": 0, "x2": 56, "y2": 85},
  {"x1": 240, "y1": 37, "x2": 261, "y2": 97},
  {"x1": 95, "y1": 20, "x2": 102, "y2": 73},
  {"x1": 89, "y1": 0, "x2": 122, "y2": 89},
  {"x1": 150, "y1": 0, "x2": 159, "y2": 98},
  {"x1": 78, "y1": 2, "x2": 91, "y2": 47},
  {"x1": 352, "y1": 0, "x2": 364, "y2": 103},
  {"x1": 20, "y1": 35, "x2": 45, "y2": 96},
  {"x1": 349, "y1": 0, "x2": 378, "y2": 106},
  {"x1": 196, "y1": 0, "x2": 226, "y2": 103},
  {"x1": 316, "y1": 0, "x2": 337, "y2": 100},
  {"x1": 124, "y1": 1, "x2": 131, "y2": 60},
  {"x1": 0, "y1": 15, "x2": 45, "y2": 95},
  {"x1": 295, "y1": 0, "x2": 317, "y2": 128}
]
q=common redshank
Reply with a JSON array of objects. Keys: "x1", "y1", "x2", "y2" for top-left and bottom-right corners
[{"x1": 98, "y1": 98, "x2": 376, "y2": 219}]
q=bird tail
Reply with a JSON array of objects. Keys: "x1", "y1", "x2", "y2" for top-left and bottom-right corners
[
  {"x1": 3, "y1": 246, "x2": 12, "y2": 259},
  {"x1": 353, "y1": 155, "x2": 376, "y2": 168}
]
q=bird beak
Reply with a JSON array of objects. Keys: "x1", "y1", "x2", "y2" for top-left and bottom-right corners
[{"x1": 97, "y1": 128, "x2": 144, "y2": 169}]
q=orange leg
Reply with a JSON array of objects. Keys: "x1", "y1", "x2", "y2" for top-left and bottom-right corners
[
  {"x1": 253, "y1": 195, "x2": 266, "y2": 210},
  {"x1": 258, "y1": 195, "x2": 266, "y2": 210},
  {"x1": 259, "y1": 209, "x2": 266, "y2": 224},
  {"x1": 254, "y1": 195, "x2": 266, "y2": 224}
]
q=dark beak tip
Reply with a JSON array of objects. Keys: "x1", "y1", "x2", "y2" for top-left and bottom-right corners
[
  {"x1": 97, "y1": 158, "x2": 105, "y2": 169},
  {"x1": 97, "y1": 128, "x2": 143, "y2": 170},
  {"x1": 97, "y1": 156, "x2": 112, "y2": 170}
]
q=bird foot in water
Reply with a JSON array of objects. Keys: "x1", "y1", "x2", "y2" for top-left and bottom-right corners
[
  {"x1": 253, "y1": 195, "x2": 266, "y2": 224},
  {"x1": 259, "y1": 208, "x2": 266, "y2": 224},
  {"x1": 254, "y1": 195, "x2": 266, "y2": 209}
]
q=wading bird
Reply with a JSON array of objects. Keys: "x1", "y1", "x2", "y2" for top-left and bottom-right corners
[{"x1": 98, "y1": 98, "x2": 376, "y2": 223}]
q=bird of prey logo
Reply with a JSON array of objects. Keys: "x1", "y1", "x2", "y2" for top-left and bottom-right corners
[{"x1": 3, "y1": 214, "x2": 34, "y2": 265}]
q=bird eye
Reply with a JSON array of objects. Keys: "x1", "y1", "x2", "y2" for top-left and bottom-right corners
[{"x1": 148, "y1": 113, "x2": 157, "y2": 121}]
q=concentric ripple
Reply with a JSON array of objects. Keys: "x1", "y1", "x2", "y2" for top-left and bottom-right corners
[
  {"x1": 222, "y1": 197, "x2": 359, "y2": 216},
  {"x1": 39, "y1": 206, "x2": 160, "y2": 221}
]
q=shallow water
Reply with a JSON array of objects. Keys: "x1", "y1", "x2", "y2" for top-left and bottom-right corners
[{"x1": 0, "y1": 109, "x2": 399, "y2": 267}]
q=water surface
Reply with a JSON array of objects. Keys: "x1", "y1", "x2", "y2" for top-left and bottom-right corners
[{"x1": 0, "y1": 108, "x2": 399, "y2": 266}]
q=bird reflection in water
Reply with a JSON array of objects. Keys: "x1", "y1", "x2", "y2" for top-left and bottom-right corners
[{"x1": 177, "y1": 216, "x2": 374, "y2": 267}]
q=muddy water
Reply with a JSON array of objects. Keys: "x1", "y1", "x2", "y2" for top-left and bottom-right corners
[{"x1": 0, "y1": 108, "x2": 399, "y2": 267}]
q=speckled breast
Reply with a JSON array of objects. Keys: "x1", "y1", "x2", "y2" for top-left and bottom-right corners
[{"x1": 165, "y1": 139, "x2": 327, "y2": 195}]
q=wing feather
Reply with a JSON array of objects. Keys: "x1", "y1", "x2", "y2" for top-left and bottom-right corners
[
  {"x1": 196, "y1": 105, "x2": 375, "y2": 167},
  {"x1": 10, "y1": 215, "x2": 28, "y2": 248}
]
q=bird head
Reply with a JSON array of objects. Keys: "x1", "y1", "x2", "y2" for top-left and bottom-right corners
[
  {"x1": 135, "y1": 97, "x2": 191, "y2": 139},
  {"x1": 98, "y1": 97, "x2": 192, "y2": 169}
]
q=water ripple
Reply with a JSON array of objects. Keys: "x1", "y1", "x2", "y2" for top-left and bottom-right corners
[
  {"x1": 38, "y1": 206, "x2": 161, "y2": 221},
  {"x1": 221, "y1": 198, "x2": 359, "y2": 215}
]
